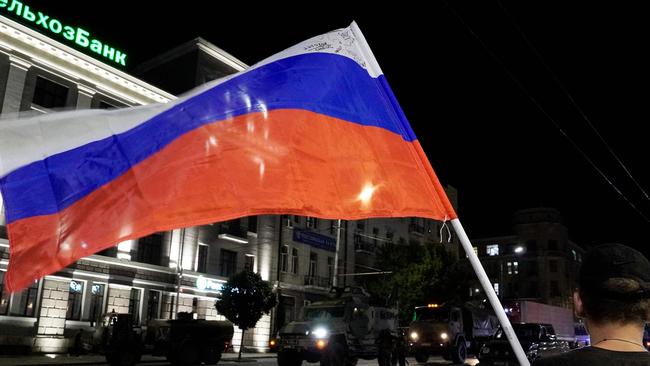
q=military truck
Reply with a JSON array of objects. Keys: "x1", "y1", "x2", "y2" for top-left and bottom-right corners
[
  {"x1": 407, "y1": 302, "x2": 499, "y2": 364},
  {"x1": 94, "y1": 311, "x2": 234, "y2": 366},
  {"x1": 276, "y1": 286, "x2": 400, "y2": 366}
]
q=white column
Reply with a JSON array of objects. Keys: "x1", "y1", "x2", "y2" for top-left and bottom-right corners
[
  {"x1": 76, "y1": 85, "x2": 96, "y2": 109},
  {"x1": 181, "y1": 227, "x2": 199, "y2": 271},
  {"x1": 2, "y1": 56, "x2": 31, "y2": 115}
]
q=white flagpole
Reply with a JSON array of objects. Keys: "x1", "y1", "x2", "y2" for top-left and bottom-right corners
[
  {"x1": 451, "y1": 219, "x2": 529, "y2": 366},
  {"x1": 349, "y1": 20, "x2": 528, "y2": 365}
]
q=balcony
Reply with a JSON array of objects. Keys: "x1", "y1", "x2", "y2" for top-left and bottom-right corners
[
  {"x1": 218, "y1": 222, "x2": 248, "y2": 241},
  {"x1": 304, "y1": 275, "x2": 332, "y2": 288},
  {"x1": 354, "y1": 240, "x2": 376, "y2": 254}
]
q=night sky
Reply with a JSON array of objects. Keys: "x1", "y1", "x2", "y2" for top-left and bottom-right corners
[{"x1": 10, "y1": 2, "x2": 649, "y2": 255}]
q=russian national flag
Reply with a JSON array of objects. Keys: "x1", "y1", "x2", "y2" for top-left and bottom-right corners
[{"x1": 0, "y1": 22, "x2": 456, "y2": 292}]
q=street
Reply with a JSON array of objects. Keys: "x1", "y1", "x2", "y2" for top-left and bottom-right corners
[
  {"x1": 0, "y1": 354, "x2": 480, "y2": 366},
  {"x1": 129, "y1": 357, "x2": 479, "y2": 365}
]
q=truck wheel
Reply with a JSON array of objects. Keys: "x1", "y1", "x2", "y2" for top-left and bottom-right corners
[
  {"x1": 320, "y1": 341, "x2": 348, "y2": 366},
  {"x1": 278, "y1": 350, "x2": 302, "y2": 366},
  {"x1": 106, "y1": 350, "x2": 139, "y2": 366},
  {"x1": 170, "y1": 342, "x2": 199, "y2": 366},
  {"x1": 414, "y1": 351, "x2": 429, "y2": 364},
  {"x1": 451, "y1": 341, "x2": 467, "y2": 364},
  {"x1": 201, "y1": 345, "x2": 222, "y2": 365}
]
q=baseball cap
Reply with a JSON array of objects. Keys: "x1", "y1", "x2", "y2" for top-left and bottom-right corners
[{"x1": 579, "y1": 243, "x2": 650, "y2": 300}]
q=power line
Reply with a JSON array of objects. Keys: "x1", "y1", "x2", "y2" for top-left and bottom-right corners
[
  {"x1": 442, "y1": 1, "x2": 650, "y2": 224},
  {"x1": 496, "y1": 0, "x2": 650, "y2": 204}
]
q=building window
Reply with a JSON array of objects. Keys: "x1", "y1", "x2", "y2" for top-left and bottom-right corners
[
  {"x1": 507, "y1": 262, "x2": 512, "y2": 275},
  {"x1": 280, "y1": 246, "x2": 289, "y2": 272},
  {"x1": 309, "y1": 252, "x2": 318, "y2": 277},
  {"x1": 386, "y1": 229, "x2": 394, "y2": 241},
  {"x1": 12, "y1": 281, "x2": 38, "y2": 317},
  {"x1": 247, "y1": 216, "x2": 257, "y2": 233},
  {"x1": 513, "y1": 261, "x2": 519, "y2": 274},
  {"x1": 550, "y1": 281, "x2": 561, "y2": 297},
  {"x1": 357, "y1": 220, "x2": 365, "y2": 231},
  {"x1": 486, "y1": 244, "x2": 499, "y2": 256},
  {"x1": 89, "y1": 284, "x2": 105, "y2": 323},
  {"x1": 548, "y1": 240, "x2": 558, "y2": 251},
  {"x1": 327, "y1": 257, "x2": 334, "y2": 284},
  {"x1": 293, "y1": 216, "x2": 301, "y2": 225},
  {"x1": 306, "y1": 217, "x2": 318, "y2": 229},
  {"x1": 571, "y1": 249, "x2": 577, "y2": 261},
  {"x1": 197, "y1": 245, "x2": 208, "y2": 273},
  {"x1": 0, "y1": 272, "x2": 11, "y2": 315},
  {"x1": 137, "y1": 233, "x2": 163, "y2": 265},
  {"x1": 129, "y1": 288, "x2": 141, "y2": 325},
  {"x1": 291, "y1": 248, "x2": 299, "y2": 274},
  {"x1": 219, "y1": 249, "x2": 237, "y2": 277},
  {"x1": 32, "y1": 76, "x2": 68, "y2": 108},
  {"x1": 549, "y1": 260, "x2": 558, "y2": 273},
  {"x1": 192, "y1": 297, "x2": 198, "y2": 313},
  {"x1": 147, "y1": 290, "x2": 160, "y2": 321},
  {"x1": 66, "y1": 280, "x2": 84, "y2": 320},
  {"x1": 493, "y1": 283, "x2": 500, "y2": 295},
  {"x1": 98, "y1": 101, "x2": 116, "y2": 109},
  {"x1": 244, "y1": 254, "x2": 255, "y2": 272}
]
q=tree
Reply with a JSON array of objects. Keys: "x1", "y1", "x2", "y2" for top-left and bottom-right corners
[
  {"x1": 215, "y1": 270, "x2": 277, "y2": 361},
  {"x1": 363, "y1": 241, "x2": 473, "y2": 324}
]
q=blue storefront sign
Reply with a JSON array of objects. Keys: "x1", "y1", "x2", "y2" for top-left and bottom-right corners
[{"x1": 293, "y1": 228, "x2": 336, "y2": 252}]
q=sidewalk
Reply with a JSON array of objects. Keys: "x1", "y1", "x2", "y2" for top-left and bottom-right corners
[{"x1": 0, "y1": 352, "x2": 277, "y2": 365}]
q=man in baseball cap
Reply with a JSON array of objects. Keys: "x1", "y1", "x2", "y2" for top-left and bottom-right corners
[{"x1": 534, "y1": 243, "x2": 650, "y2": 365}]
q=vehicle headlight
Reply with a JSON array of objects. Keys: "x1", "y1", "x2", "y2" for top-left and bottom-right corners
[
  {"x1": 410, "y1": 332, "x2": 419, "y2": 340},
  {"x1": 312, "y1": 327, "x2": 328, "y2": 339},
  {"x1": 440, "y1": 332, "x2": 448, "y2": 340}
]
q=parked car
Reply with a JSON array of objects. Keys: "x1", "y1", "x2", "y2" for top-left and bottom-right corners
[{"x1": 478, "y1": 323, "x2": 570, "y2": 365}]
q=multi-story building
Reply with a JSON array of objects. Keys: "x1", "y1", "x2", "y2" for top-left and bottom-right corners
[
  {"x1": 0, "y1": 12, "x2": 257, "y2": 354},
  {"x1": 471, "y1": 207, "x2": 585, "y2": 309},
  {"x1": 0, "y1": 10, "x2": 462, "y2": 354}
]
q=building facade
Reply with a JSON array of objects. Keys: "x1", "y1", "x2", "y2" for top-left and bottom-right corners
[{"x1": 471, "y1": 207, "x2": 585, "y2": 309}]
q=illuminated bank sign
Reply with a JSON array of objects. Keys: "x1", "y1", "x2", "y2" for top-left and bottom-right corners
[
  {"x1": 1, "y1": 1, "x2": 128, "y2": 66},
  {"x1": 196, "y1": 276, "x2": 223, "y2": 292},
  {"x1": 293, "y1": 228, "x2": 336, "y2": 252}
]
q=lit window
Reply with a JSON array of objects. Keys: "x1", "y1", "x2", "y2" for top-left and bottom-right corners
[
  {"x1": 291, "y1": 248, "x2": 299, "y2": 274},
  {"x1": 493, "y1": 283, "x2": 500, "y2": 295},
  {"x1": 244, "y1": 254, "x2": 255, "y2": 272},
  {"x1": 571, "y1": 249, "x2": 577, "y2": 261},
  {"x1": 487, "y1": 244, "x2": 499, "y2": 256},
  {"x1": 66, "y1": 280, "x2": 83, "y2": 320},
  {"x1": 513, "y1": 262, "x2": 519, "y2": 275},
  {"x1": 507, "y1": 262, "x2": 512, "y2": 275},
  {"x1": 280, "y1": 246, "x2": 289, "y2": 272},
  {"x1": 89, "y1": 284, "x2": 105, "y2": 324}
]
